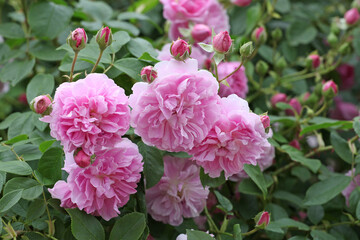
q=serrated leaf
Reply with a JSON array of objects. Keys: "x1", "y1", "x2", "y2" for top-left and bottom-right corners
[
  {"x1": 3, "y1": 177, "x2": 42, "y2": 200},
  {"x1": 38, "y1": 148, "x2": 63, "y2": 185},
  {"x1": 5, "y1": 134, "x2": 28, "y2": 144},
  {"x1": 0, "y1": 23, "x2": 25, "y2": 39},
  {"x1": 0, "y1": 59, "x2": 35, "y2": 86},
  {"x1": 304, "y1": 175, "x2": 351, "y2": 206},
  {"x1": 66, "y1": 209, "x2": 105, "y2": 240},
  {"x1": 0, "y1": 161, "x2": 32, "y2": 175},
  {"x1": 39, "y1": 140, "x2": 56, "y2": 153},
  {"x1": 0, "y1": 189, "x2": 23, "y2": 212},
  {"x1": 109, "y1": 212, "x2": 146, "y2": 240}
]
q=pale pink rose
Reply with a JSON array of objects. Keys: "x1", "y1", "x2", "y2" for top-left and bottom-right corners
[
  {"x1": 330, "y1": 97, "x2": 360, "y2": 120},
  {"x1": 146, "y1": 156, "x2": 209, "y2": 226},
  {"x1": 285, "y1": 98, "x2": 301, "y2": 116},
  {"x1": 345, "y1": 8, "x2": 360, "y2": 25},
  {"x1": 129, "y1": 59, "x2": 220, "y2": 152},
  {"x1": 230, "y1": 130, "x2": 274, "y2": 181},
  {"x1": 189, "y1": 94, "x2": 270, "y2": 178},
  {"x1": 161, "y1": 0, "x2": 213, "y2": 22},
  {"x1": 166, "y1": 0, "x2": 229, "y2": 41},
  {"x1": 341, "y1": 170, "x2": 360, "y2": 205},
  {"x1": 157, "y1": 43, "x2": 208, "y2": 68},
  {"x1": 218, "y1": 62, "x2": 248, "y2": 98},
  {"x1": 41, "y1": 73, "x2": 130, "y2": 155},
  {"x1": 49, "y1": 139, "x2": 143, "y2": 221},
  {"x1": 191, "y1": 24, "x2": 212, "y2": 43}
]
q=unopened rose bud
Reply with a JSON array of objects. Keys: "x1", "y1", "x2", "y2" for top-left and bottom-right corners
[
  {"x1": 252, "y1": 27, "x2": 267, "y2": 45},
  {"x1": 141, "y1": 66, "x2": 157, "y2": 83},
  {"x1": 231, "y1": 0, "x2": 252, "y2": 7},
  {"x1": 67, "y1": 28, "x2": 87, "y2": 52},
  {"x1": 240, "y1": 41, "x2": 254, "y2": 58},
  {"x1": 191, "y1": 24, "x2": 212, "y2": 43},
  {"x1": 330, "y1": 21, "x2": 340, "y2": 35},
  {"x1": 271, "y1": 93, "x2": 287, "y2": 107},
  {"x1": 289, "y1": 139, "x2": 301, "y2": 150},
  {"x1": 286, "y1": 98, "x2": 302, "y2": 116},
  {"x1": 96, "y1": 26, "x2": 113, "y2": 50},
  {"x1": 74, "y1": 149, "x2": 92, "y2": 168},
  {"x1": 327, "y1": 33, "x2": 338, "y2": 47},
  {"x1": 307, "y1": 54, "x2": 321, "y2": 69},
  {"x1": 30, "y1": 95, "x2": 52, "y2": 115},
  {"x1": 345, "y1": 8, "x2": 360, "y2": 25},
  {"x1": 339, "y1": 43, "x2": 351, "y2": 55},
  {"x1": 255, "y1": 211, "x2": 270, "y2": 228},
  {"x1": 322, "y1": 80, "x2": 338, "y2": 99},
  {"x1": 274, "y1": 57, "x2": 287, "y2": 72},
  {"x1": 260, "y1": 115, "x2": 270, "y2": 129},
  {"x1": 170, "y1": 39, "x2": 192, "y2": 61},
  {"x1": 271, "y1": 28, "x2": 282, "y2": 42},
  {"x1": 256, "y1": 60, "x2": 269, "y2": 76},
  {"x1": 213, "y1": 31, "x2": 232, "y2": 53},
  {"x1": 302, "y1": 92, "x2": 311, "y2": 103}
]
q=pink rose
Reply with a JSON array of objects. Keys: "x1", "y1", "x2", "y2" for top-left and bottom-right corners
[
  {"x1": 189, "y1": 94, "x2": 271, "y2": 178},
  {"x1": 337, "y1": 64, "x2": 355, "y2": 90},
  {"x1": 191, "y1": 24, "x2": 212, "y2": 43},
  {"x1": 49, "y1": 138, "x2": 143, "y2": 221},
  {"x1": 213, "y1": 31, "x2": 232, "y2": 53},
  {"x1": 129, "y1": 59, "x2": 220, "y2": 152},
  {"x1": 271, "y1": 93, "x2": 287, "y2": 107},
  {"x1": 342, "y1": 170, "x2": 360, "y2": 205},
  {"x1": 285, "y1": 98, "x2": 301, "y2": 116},
  {"x1": 330, "y1": 97, "x2": 359, "y2": 120},
  {"x1": 231, "y1": 0, "x2": 252, "y2": 7},
  {"x1": 161, "y1": 0, "x2": 213, "y2": 22},
  {"x1": 217, "y1": 62, "x2": 248, "y2": 98},
  {"x1": 146, "y1": 156, "x2": 209, "y2": 226},
  {"x1": 345, "y1": 8, "x2": 360, "y2": 25},
  {"x1": 41, "y1": 73, "x2": 130, "y2": 155}
]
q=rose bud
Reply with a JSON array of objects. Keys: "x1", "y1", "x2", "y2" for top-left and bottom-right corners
[
  {"x1": 255, "y1": 211, "x2": 270, "y2": 228},
  {"x1": 345, "y1": 8, "x2": 360, "y2": 25},
  {"x1": 231, "y1": 0, "x2": 252, "y2": 7},
  {"x1": 67, "y1": 28, "x2": 87, "y2": 52},
  {"x1": 260, "y1": 115, "x2": 270, "y2": 129},
  {"x1": 191, "y1": 24, "x2": 212, "y2": 43},
  {"x1": 286, "y1": 98, "x2": 302, "y2": 116},
  {"x1": 96, "y1": 26, "x2": 113, "y2": 50},
  {"x1": 240, "y1": 41, "x2": 254, "y2": 58},
  {"x1": 307, "y1": 54, "x2": 321, "y2": 69},
  {"x1": 252, "y1": 27, "x2": 267, "y2": 45},
  {"x1": 212, "y1": 31, "x2": 232, "y2": 53},
  {"x1": 322, "y1": 80, "x2": 338, "y2": 99},
  {"x1": 289, "y1": 139, "x2": 301, "y2": 150},
  {"x1": 141, "y1": 66, "x2": 157, "y2": 83},
  {"x1": 74, "y1": 149, "x2": 92, "y2": 168},
  {"x1": 170, "y1": 39, "x2": 192, "y2": 61},
  {"x1": 256, "y1": 60, "x2": 269, "y2": 77},
  {"x1": 271, "y1": 93, "x2": 287, "y2": 107},
  {"x1": 30, "y1": 95, "x2": 52, "y2": 115}
]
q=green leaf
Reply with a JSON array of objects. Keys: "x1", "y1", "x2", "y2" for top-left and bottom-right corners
[
  {"x1": 0, "y1": 171, "x2": 6, "y2": 192},
  {"x1": 78, "y1": 0, "x2": 112, "y2": 22},
  {"x1": 8, "y1": 112, "x2": 35, "y2": 139},
  {"x1": 187, "y1": 230, "x2": 215, "y2": 240},
  {"x1": 0, "y1": 189, "x2": 23, "y2": 212},
  {"x1": 288, "y1": 237, "x2": 309, "y2": 240},
  {"x1": 353, "y1": 117, "x2": 360, "y2": 137},
  {"x1": 245, "y1": 4, "x2": 262, "y2": 35},
  {"x1": 108, "y1": 31, "x2": 131, "y2": 54},
  {"x1": 286, "y1": 21, "x2": 317, "y2": 46},
  {"x1": 273, "y1": 190, "x2": 303, "y2": 207},
  {"x1": 243, "y1": 164, "x2": 268, "y2": 197},
  {"x1": 5, "y1": 134, "x2": 28, "y2": 145},
  {"x1": 267, "y1": 218, "x2": 310, "y2": 231},
  {"x1": 291, "y1": 166, "x2": 311, "y2": 182},
  {"x1": 356, "y1": 201, "x2": 360, "y2": 220},
  {"x1": 300, "y1": 120, "x2": 352, "y2": 136},
  {"x1": 109, "y1": 212, "x2": 146, "y2": 240},
  {"x1": 310, "y1": 230, "x2": 337, "y2": 240},
  {"x1": 38, "y1": 148, "x2": 63, "y2": 185},
  {"x1": 275, "y1": 102, "x2": 293, "y2": 110},
  {"x1": 26, "y1": 74, "x2": 55, "y2": 103},
  {"x1": 214, "y1": 191, "x2": 233, "y2": 212},
  {"x1": 304, "y1": 175, "x2": 351, "y2": 206},
  {"x1": 200, "y1": 168, "x2": 226, "y2": 188},
  {"x1": 238, "y1": 178, "x2": 262, "y2": 196},
  {"x1": 281, "y1": 145, "x2": 321, "y2": 173},
  {"x1": 113, "y1": 58, "x2": 148, "y2": 81},
  {"x1": 307, "y1": 205, "x2": 324, "y2": 225},
  {"x1": 0, "y1": 23, "x2": 25, "y2": 39},
  {"x1": 3, "y1": 177, "x2": 42, "y2": 200},
  {"x1": 106, "y1": 20, "x2": 140, "y2": 36},
  {"x1": 233, "y1": 224, "x2": 242, "y2": 240},
  {"x1": 0, "y1": 59, "x2": 35, "y2": 86},
  {"x1": 67, "y1": 208, "x2": 105, "y2": 240},
  {"x1": 0, "y1": 161, "x2": 32, "y2": 175},
  {"x1": 275, "y1": 0, "x2": 290, "y2": 13},
  {"x1": 27, "y1": 199, "x2": 46, "y2": 221},
  {"x1": 126, "y1": 38, "x2": 158, "y2": 58},
  {"x1": 39, "y1": 140, "x2": 56, "y2": 153},
  {"x1": 28, "y1": 2, "x2": 73, "y2": 39},
  {"x1": 29, "y1": 42, "x2": 66, "y2": 61},
  {"x1": 0, "y1": 113, "x2": 21, "y2": 130},
  {"x1": 330, "y1": 131, "x2": 353, "y2": 164},
  {"x1": 198, "y1": 43, "x2": 214, "y2": 53},
  {"x1": 137, "y1": 141, "x2": 164, "y2": 189},
  {"x1": 214, "y1": 52, "x2": 225, "y2": 65},
  {"x1": 139, "y1": 52, "x2": 160, "y2": 63},
  {"x1": 117, "y1": 12, "x2": 162, "y2": 33}
]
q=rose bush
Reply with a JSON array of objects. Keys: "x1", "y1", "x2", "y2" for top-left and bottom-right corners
[{"x1": 0, "y1": 0, "x2": 360, "y2": 239}]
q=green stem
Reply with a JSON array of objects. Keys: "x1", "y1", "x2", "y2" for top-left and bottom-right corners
[
  {"x1": 272, "y1": 162, "x2": 297, "y2": 176},
  {"x1": 305, "y1": 145, "x2": 333, "y2": 158},
  {"x1": 91, "y1": 50, "x2": 104, "y2": 73},
  {"x1": 204, "y1": 206, "x2": 219, "y2": 233},
  {"x1": 69, "y1": 51, "x2": 79, "y2": 82},
  {"x1": 103, "y1": 53, "x2": 115, "y2": 74},
  {"x1": 214, "y1": 60, "x2": 219, "y2": 81},
  {"x1": 242, "y1": 228, "x2": 259, "y2": 237},
  {"x1": 219, "y1": 60, "x2": 245, "y2": 82}
]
